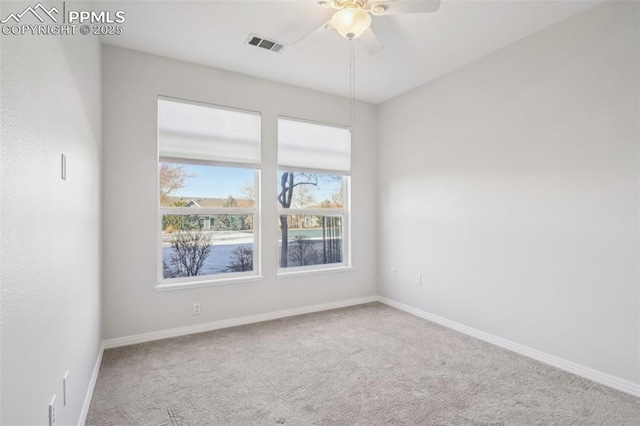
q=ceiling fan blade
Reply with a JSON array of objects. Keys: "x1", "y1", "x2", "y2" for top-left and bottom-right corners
[
  {"x1": 369, "y1": 0, "x2": 441, "y2": 16},
  {"x1": 358, "y1": 28, "x2": 384, "y2": 55},
  {"x1": 293, "y1": 20, "x2": 332, "y2": 48}
]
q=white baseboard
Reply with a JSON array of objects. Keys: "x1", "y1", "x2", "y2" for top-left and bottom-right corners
[
  {"x1": 103, "y1": 295, "x2": 378, "y2": 349},
  {"x1": 78, "y1": 341, "x2": 105, "y2": 426},
  {"x1": 377, "y1": 296, "x2": 640, "y2": 398}
]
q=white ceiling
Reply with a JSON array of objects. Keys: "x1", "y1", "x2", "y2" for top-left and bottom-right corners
[{"x1": 99, "y1": 0, "x2": 602, "y2": 104}]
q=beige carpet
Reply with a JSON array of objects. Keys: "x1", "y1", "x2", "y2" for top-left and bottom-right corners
[{"x1": 87, "y1": 303, "x2": 640, "y2": 425}]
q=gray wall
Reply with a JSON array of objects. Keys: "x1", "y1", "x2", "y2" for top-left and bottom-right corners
[
  {"x1": 101, "y1": 46, "x2": 378, "y2": 340},
  {"x1": 0, "y1": 23, "x2": 103, "y2": 426},
  {"x1": 377, "y1": 1, "x2": 640, "y2": 384}
]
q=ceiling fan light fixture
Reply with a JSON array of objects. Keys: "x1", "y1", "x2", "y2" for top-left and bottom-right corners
[{"x1": 331, "y1": 7, "x2": 371, "y2": 39}]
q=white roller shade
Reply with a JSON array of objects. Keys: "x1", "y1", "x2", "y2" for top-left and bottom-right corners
[
  {"x1": 158, "y1": 98, "x2": 260, "y2": 166},
  {"x1": 278, "y1": 118, "x2": 351, "y2": 174}
]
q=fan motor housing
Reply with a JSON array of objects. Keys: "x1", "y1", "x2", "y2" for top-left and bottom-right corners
[{"x1": 333, "y1": 0, "x2": 367, "y2": 9}]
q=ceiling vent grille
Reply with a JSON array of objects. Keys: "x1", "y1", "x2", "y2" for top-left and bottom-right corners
[{"x1": 246, "y1": 34, "x2": 285, "y2": 53}]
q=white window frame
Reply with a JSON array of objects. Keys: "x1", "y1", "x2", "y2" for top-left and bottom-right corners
[
  {"x1": 276, "y1": 116, "x2": 352, "y2": 276},
  {"x1": 156, "y1": 97, "x2": 262, "y2": 291}
]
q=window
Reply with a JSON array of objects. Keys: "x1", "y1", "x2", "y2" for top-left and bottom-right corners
[
  {"x1": 158, "y1": 98, "x2": 260, "y2": 287},
  {"x1": 277, "y1": 117, "x2": 351, "y2": 272}
]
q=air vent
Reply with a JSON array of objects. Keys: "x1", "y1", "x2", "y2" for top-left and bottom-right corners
[{"x1": 246, "y1": 34, "x2": 286, "y2": 53}]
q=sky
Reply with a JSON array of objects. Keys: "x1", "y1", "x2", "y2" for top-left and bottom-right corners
[
  {"x1": 170, "y1": 164, "x2": 341, "y2": 202},
  {"x1": 172, "y1": 165, "x2": 252, "y2": 199}
]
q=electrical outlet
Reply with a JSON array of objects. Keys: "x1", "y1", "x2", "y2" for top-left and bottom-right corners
[
  {"x1": 415, "y1": 274, "x2": 422, "y2": 286},
  {"x1": 192, "y1": 303, "x2": 200, "y2": 315},
  {"x1": 63, "y1": 371, "x2": 69, "y2": 406},
  {"x1": 49, "y1": 395, "x2": 57, "y2": 426},
  {"x1": 391, "y1": 268, "x2": 397, "y2": 279}
]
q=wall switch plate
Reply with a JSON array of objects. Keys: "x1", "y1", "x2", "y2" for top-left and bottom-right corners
[
  {"x1": 61, "y1": 154, "x2": 66, "y2": 181},
  {"x1": 391, "y1": 269, "x2": 397, "y2": 279},
  {"x1": 415, "y1": 274, "x2": 422, "y2": 286},
  {"x1": 63, "y1": 371, "x2": 69, "y2": 406},
  {"x1": 192, "y1": 303, "x2": 200, "y2": 315},
  {"x1": 49, "y1": 395, "x2": 57, "y2": 426}
]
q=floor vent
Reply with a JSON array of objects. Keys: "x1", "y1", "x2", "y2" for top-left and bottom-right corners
[{"x1": 246, "y1": 34, "x2": 285, "y2": 53}]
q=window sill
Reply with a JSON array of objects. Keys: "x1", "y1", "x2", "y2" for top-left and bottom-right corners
[
  {"x1": 277, "y1": 266, "x2": 353, "y2": 279},
  {"x1": 155, "y1": 275, "x2": 264, "y2": 292}
]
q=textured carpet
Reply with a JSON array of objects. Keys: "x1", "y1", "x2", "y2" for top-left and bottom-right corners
[{"x1": 87, "y1": 303, "x2": 640, "y2": 425}]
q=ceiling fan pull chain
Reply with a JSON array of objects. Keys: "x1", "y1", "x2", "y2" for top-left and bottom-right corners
[{"x1": 350, "y1": 38, "x2": 355, "y2": 131}]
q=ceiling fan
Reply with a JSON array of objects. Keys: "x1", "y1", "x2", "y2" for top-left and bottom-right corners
[{"x1": 295, "y1": 0, "x2": 441, "y2": 54}]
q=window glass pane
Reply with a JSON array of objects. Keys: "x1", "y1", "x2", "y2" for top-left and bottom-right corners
[
  {"x1": 278, "y1": 215, "x2": 343, "y2": 268},
  {"x1": 276, "y1": 171, "x2": 343, "y2": 209},
  {"x1": 160, "y1": 163, "x2": 256, "y2": 208},
  {"x1": 162, "y1": 214, "x2": 254, "y2": 279}
]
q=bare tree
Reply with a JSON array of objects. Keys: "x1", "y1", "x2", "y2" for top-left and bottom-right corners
[
  {"x1": 218, "y1": 195, "x2": 241, "y2": 230},
  {"x1": 290, "y1": 184, "x2": 318, "y2": 228},
  {"x1": 292, "y1": 184, "x2": 317, "y2": 209},
  {"x1": 277, "y1": 172, "x2": 318, "y2": 267},
  {"x1": 223, "y1": 195, "x2": 238, "y2": 208},
  {"x1": 159, "y1": 163, "x2": 193, "y2": 204},
  {"x1": 225, "y1": 245, "x2": 253, "y2": 272},
  {"x1": 288, "y1": 235, "x2": 320, "y2": 267},
  {"x1": 165, "y1": 224, "x2": 212, "y2": 277},
  {"x1": 320, "y1": 189, "x2": 343, "y2": 209},
  {"x1": 240, "y1": 180, "x2": 256, "y2": 206}
]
